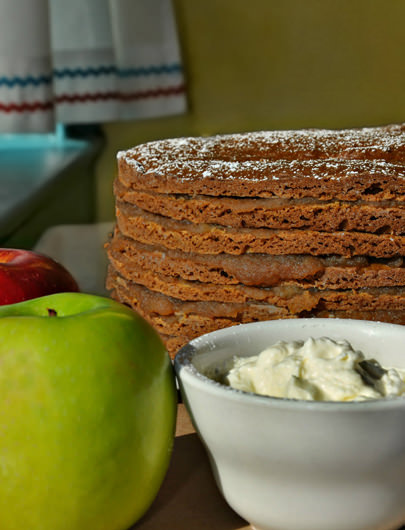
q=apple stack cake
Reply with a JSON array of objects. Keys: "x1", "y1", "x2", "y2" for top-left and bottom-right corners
[{"x1": 105, "y1": 124, "x2": 405, "y2": 358}]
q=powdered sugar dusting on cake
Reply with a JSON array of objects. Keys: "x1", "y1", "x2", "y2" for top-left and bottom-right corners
[
  {"x1": 117, "y1": 125, "x2": 405, "y2": 191},
  {"x1": 121, "y1": 157, "x2": 405, "y2": 184}
]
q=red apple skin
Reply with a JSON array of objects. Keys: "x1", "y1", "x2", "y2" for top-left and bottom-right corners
[{"x1": 0, "y1": 249, "x2": 79, "y2": 305}]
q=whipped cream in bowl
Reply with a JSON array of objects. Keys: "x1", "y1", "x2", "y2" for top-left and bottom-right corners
[
  {"x1": 174, "y1": 318, "x2": 405, "y2": 530},
  {"x1": 225, "y1": 336, "x2": 405, "y2": 402}
]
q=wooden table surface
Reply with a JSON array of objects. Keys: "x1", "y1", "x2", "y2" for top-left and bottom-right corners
[{"x1": 133, "y1": 404, "x2": 251, "y2": 529}]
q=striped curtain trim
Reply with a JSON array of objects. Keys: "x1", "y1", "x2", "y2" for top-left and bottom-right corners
[
  {"x1": 0, "y1": 101, "x2": 53, "y2": 112},
  {"x1": 0, "y1": 63, "x2": 183, "y2": 87},
  {"x1": 56, "y1": 84, "x2": 185, "y2": 103},
  {"x1": 0, "y1": 85, "x2": 185, "y2": 113}
]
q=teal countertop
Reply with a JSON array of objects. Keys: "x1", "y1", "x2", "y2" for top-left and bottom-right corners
[{"x1": 0, "y1": 127, "x2": 103, "y2": 248}]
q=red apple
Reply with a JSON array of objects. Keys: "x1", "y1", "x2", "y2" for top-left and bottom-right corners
[{"x1": 0, "y1": 248, "x2": 79, "y2": 305}]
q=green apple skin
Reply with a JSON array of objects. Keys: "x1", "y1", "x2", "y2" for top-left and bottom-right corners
[{"x1": 0, "y1": 293, "x2": 177, "y2": 530}]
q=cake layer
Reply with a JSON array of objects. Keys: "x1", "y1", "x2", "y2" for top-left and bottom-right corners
[
  {"x1": 315, "y1": 310, "x2": 405, "y2": 325},
  {"x1": 118, "y1": 124, "x2": 405, "y2": 200},
  {"x1": 107, "y1": 262, "x2": 405, "y2": 313},
  {"x1": 107, "y1": 263, "x2": 318, "y2": 312},
  {"x1": 116, "y1": 201, "x2": 405, "y2": 258},
  {"x1": 120, "y1": 124, "x2": 405, "y2": 165},
  {"x1": 159, "y1": 334, "x2": 189, "y2": 359},
  {"x1": 118, "y1": 158, "x2": 405, "y2": 201},
  {"x1": 115, "y1": 179, "x2": 405, "y2": 234},
  {"x1": 107, "y1": 229, "x2": 405, "y2": 289},
  {"x1": 108, "y1": 276, "x2": 405, "y2": 356},
  {"x1": 107, "y1": 280, "x2": 290, "y2": 338},
  {"x1": 107, "y1": 263, "x2": 405, "y2": 312}
]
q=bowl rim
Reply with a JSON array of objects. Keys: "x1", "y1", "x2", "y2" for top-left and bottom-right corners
[{"x1": 174, "y1": 318, "x2": 405, "y2": 411}]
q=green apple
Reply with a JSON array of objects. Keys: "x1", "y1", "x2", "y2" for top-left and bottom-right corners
[{"x1": 0, "y1": 292, "x2": 177, "y2": 530}]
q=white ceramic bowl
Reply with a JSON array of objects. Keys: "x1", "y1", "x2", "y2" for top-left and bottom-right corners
[{"x1": 174, "y1": 318, "x2": 405, "y2": 530}]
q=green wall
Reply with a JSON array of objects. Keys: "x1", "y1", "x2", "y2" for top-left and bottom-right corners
[{"x1": 96, "y1": 0, "x2": 405, "y2": 221}]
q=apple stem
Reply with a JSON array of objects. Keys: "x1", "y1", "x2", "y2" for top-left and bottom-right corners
[{"x1": 47, "y1": 308, "x2": 58, "y2": 317}]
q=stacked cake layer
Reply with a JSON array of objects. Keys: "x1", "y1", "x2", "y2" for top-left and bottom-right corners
[{"x1": 106, "y1": 124, "x2": 405, "y2": 358}]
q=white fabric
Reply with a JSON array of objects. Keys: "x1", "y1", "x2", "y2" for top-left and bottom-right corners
[
  {"x1": 0, "y1": 0, "x2": 186, "y2": 132},
  {"x1": 34, "y1": 223, "x2": 114, "y2": 296}
]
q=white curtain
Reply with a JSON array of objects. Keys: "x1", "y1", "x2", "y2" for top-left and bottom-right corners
[{"x1": 0, "y1": 0, "x2": 186, "y2": 132}]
